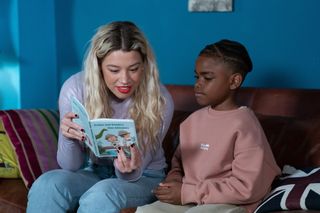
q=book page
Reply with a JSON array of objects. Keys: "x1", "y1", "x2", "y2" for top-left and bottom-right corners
[
  {"x1": 90, "y1": 118, "x2": 137, "y2": 158},
  {"x1": 71, "y1": 96, "x2": 96, "y2": 154}
]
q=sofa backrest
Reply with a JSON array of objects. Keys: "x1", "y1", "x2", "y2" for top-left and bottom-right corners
[
  {"x1": 164, "y1": 85, "x2": 320, "y2": 171},
  {"x1": 166, "y1": 85, "x2": 320, "y2": 117}
]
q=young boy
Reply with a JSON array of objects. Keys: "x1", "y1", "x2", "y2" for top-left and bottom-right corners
[{"x1": 136, "y1": 39, "x2": 281, "y2": 213}]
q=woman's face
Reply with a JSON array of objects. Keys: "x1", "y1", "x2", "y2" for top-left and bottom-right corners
[{"x1": 101, "y1": 50, "x2": 144, "y2": 100}]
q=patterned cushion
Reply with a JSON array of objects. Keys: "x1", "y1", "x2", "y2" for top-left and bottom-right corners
[
  {"x1": 254, "y1": 165, "x2": 320, "y2": 213},
  {"x1": 0, "y1": 109, "x2": 60, "y2": 188},
  {"x1": 0, "y1": 120, "x2": 20, "y2": 178}
]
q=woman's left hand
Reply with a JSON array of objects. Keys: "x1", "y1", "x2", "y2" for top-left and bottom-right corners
[{"x1": 114, "y1": 144, "x2": 142, "y2": 173}]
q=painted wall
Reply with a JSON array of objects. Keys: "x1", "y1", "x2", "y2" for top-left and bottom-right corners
[
  {"x1": 0, "y1": 0, "x2": 20, "y2": 109},
  {"x1": 18, "y1": 0, "x2": 58, "y2": 109},
  {"x1": 56, "y1": 0, "x2": 320, "y2": 90},
  {"x1": 0, "y1": 0, "x2": 58, "y2": 109},
  {"x1": 1, "y1": 0, "x2": 320, "y2": 109}
]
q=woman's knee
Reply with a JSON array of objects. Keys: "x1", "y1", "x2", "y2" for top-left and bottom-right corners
[
  {"x1": 27, "y1": 169, "x2": 85, "y2": 213},
  {"x1": 78, "y1": 179, "x2": 127, "y2": 212},
  {"x1": 81, "y1": 179, "x2": 125, "y2": 201},
  {"x1": 30, "y1": 169, "x2": 75, "y2": 193},
  {"x1": 78, "y1": 177, "x2": 160, "y2": 212}
]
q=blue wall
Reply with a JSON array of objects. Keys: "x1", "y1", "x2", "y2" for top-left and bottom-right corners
[
  {"x1": 18, "y1": 0, "x2": 58, "y2": 109},
  {"x1": 0, "y1": 0, "x2": 20, "y2": 109},
  {"x1": 1, "y1": 0, "x2": 320, "y2": 109}
]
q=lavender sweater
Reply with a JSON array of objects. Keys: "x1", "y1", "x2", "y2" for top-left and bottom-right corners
[{"x1": 57, "y1": 72, "x2": 174, "y2": 181}]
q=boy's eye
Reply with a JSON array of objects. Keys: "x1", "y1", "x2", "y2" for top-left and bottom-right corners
[
  {"x1": 204, "y1": 77, "x2": 213, "y2": 81},
  {"x1": 194, "y1": 75, "x2": 213, "y2": 81}
]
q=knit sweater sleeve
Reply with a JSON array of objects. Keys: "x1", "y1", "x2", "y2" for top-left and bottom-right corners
[{"x1": 57, "y1": 72, "x2": 85, "y2": 171}]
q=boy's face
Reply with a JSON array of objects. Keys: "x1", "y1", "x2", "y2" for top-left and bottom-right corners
[{"x1": 194, "y1": 56, "x2": 238, "y2": 110}]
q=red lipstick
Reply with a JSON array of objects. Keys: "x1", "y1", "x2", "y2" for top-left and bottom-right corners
[{"x1": 116, "y1": 86, "x2": 132, "y2": 94}]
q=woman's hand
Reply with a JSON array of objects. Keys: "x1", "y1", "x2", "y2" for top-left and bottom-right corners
[
  {"x1": 60, "y1": 112, "x2": 85, "y2": 141},
  {"x1": 114, "y1": 144, "x2": 142, "y2": 173}
]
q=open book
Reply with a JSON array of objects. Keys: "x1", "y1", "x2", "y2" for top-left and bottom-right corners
[{"x1": 71, "y1": 96, "x2": 137, "y2": 158}]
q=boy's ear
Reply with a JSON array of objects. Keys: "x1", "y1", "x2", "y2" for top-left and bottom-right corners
[{"x1": 229, "y1": 73, "x2": 243, "y2": 90}]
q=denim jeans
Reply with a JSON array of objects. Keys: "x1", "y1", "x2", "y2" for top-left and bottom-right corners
[{"x1": 27, "y1": 166, "x2": 165, "y2": 213}]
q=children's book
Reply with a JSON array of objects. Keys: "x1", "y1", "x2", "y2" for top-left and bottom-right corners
[{"x1": 71, "y1": 96, "x2": 138, "y2": 158}]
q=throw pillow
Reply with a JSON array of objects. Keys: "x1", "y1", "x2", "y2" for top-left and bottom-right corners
[
  {"x1": 0, "y1": 109, "x2": 61, "y2": 188},
  {"x1": 0, "y1": 120, "x2": 20, "y2": 178},
  {"x1": 254, "y1": 165, "x2": 320, "y2": 213}
]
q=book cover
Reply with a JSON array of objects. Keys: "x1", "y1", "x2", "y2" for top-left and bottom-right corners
[{"x1": 71, "y1": 96, "x2": 137, "y2": 158}]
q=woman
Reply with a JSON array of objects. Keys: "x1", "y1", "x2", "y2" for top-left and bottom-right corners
[{"x1": 27, "y1": 21, "x2": 174, "y2": 213}]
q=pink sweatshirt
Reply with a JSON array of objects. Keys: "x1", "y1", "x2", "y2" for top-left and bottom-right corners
[{"x1": 167, "y1": 106, "x2": 281, "y2": 213}]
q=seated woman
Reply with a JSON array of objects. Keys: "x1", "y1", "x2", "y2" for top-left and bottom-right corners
[{"x1": 27, "y1": 21, "x2": 174, "y2": 213}]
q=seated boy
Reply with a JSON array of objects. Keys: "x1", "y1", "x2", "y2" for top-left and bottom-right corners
[{"x1": 136, "y1": 39, "x2": 281, "y2": 213}]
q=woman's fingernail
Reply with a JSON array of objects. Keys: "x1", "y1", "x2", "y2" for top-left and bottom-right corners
[
  {"x1": 75, "y1": 114, "x2": 79, "y2": 118},
  {"x1": 130, "y1": 144, "x2": 135, "y2": 148},
  {"x1": 81, "y1": 128, "x2": 85, "y2": 132},
  {"x1": 118, "y1": 147, "x2": 121, "y2": 151}
]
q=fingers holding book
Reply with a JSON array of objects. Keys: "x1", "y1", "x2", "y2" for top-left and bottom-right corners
[
  {"x1": 61, "y1": 112, "x2": 85, "y2": 142},
  {"x1": 114, "y1": 145, "x2": 142, "y2": 173}
]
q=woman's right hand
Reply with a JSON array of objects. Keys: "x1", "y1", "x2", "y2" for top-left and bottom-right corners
[{"x1": 60, "y1": 112, "x2": 85, "y2": 141}]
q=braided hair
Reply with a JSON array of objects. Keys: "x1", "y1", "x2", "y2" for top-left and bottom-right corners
[{"x1": 199, "y1": 39, "x2": 253, "y2": 79}]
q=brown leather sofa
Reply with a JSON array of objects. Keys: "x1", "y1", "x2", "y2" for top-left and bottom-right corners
[{"x1": 1, "y1": 85, "x2": 320, "y2": 213}]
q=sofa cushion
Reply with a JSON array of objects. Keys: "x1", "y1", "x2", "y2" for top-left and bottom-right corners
[
  {"x1": 0, "y1": 109, "x2": 61, "y2": 188},
  {"x1": 0, "y1": 120, "x2": 20, "y2": 178},
  {"x1": 254, "y1": 166, "x2": 320, "y2": 213}
]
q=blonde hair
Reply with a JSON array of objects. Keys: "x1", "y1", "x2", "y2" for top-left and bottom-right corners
[{"x1": 83, "y1": 21, "x2": 165, "y2": 152}]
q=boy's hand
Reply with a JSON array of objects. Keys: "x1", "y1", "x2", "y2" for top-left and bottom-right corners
[{"x1": 153, "y1": 181, "x2": 182, "y2": 205}]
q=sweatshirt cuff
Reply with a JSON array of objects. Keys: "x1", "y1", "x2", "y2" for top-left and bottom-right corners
[
  {"x1": 181, "y1": 183, "x2": 198, "y2": 204},
  {"x1": 115, "y1": 167, "x2": 143, "y2": 182}
]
